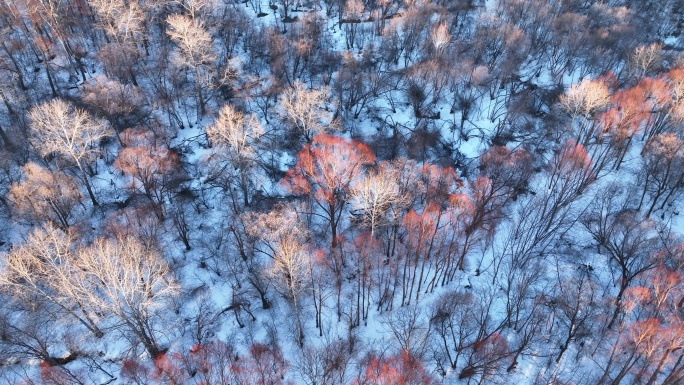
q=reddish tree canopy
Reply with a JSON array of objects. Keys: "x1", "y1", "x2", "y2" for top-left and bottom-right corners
[
  {"x1": 281, "y1": 134, "x2": 376, "y2": 202},
  {"x1": 281, "y1": 134, "x2": 376, "y2": 247},
  {"x1": 355, "y1": 350, "x2": 435, "y2": 385}
]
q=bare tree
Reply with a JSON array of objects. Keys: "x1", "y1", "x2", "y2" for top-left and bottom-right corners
[
  {"x1": 96, "y1": 42, "x2": 143, "y2": 86},
  {"x1": 668, "y1": 68, "x2": 684, "y2": 125},
  {"x1": 637, "y1": 133, "x2": 684, "y2": 217},
  {"x1": 594, "y1": 249, "x2": 684, "y2": 385},
  {"x1": 560, "y1": 78, "x2": 611, "y2": 119},
  {"x1": 342, "y1": 0, "x2": 364, "y2": 49},
  {"x1": 28, "y1": 99, "x2": 109, "y2": 207},
  {"x1": 175, "y1": 0, "x2": 219, "y2": 21},
  {"x1": 466, "y1": 146, "x2": 533, "y2": 267},
  {"x1": 559, "y1": 77, "x2": 611, "y2": 145},
  {"x1": 429, "y1": 22, "x2": 451, "y2": 57},
  {"x1": 279, "y1": 81, "x2": 333, "y2": 143},
  {"x1": 205, "y1": 104, "x2": 264, "y2": 206},
  {"x1": 582, "y1": 190, "x2": 660, "y2": 330},
  {"x1": 88, "y1": 0, "x2": 144, "y2": 44},
  {"x1": 549, "y1": 264, "x2": 601, "y2": 364},
  {"x1": 9, "y1": 163, "x2": 83, "y2": 229},
  {"x1": 0, "y1": 227, "x2": 104, "y2": 337},
  {"x1": 80, "y1": 76, "x2": 150, "y2": 137},
  {"x1": 349, "y1": 162, "x2": 409, "y2": 237},
  {"x1": 114, "y1": 128, "x2": 185, "y2": 220},
  {"x1": 72, "y1": 235, "x2": 180, "y2": 357},
  {"x1": 277, "y1": 0, "x2": 296, "y2": 21},
  {"x1": 267, "y1": 232, "x2": 311, "y2": 347},
  {"x1": 166, "y1": 14, "x2": 216, "y2": 117},
  {"x1": 1, "y1": 227, "x2": 180, "y2": 357},
  {"x1": 25, "y1": 0, "x2": 90, "y2": 82},
  {"x1": 629, "y1": 42, "x2": 662, "y2": 79},
  {"x1": 427, "y1": 290, "x2": 479, "y2": 373},
  {"x1": 246, "y1": 203, "x2": 310, "y2": 347},
  {"x1": 381, "y1": 304, "x2": 429, "y2": 357},
  {"x1": 355, "y1": 349, "x2": 435, "y2": 385},
  {"x1": 0, "y1": 294, "x2": 80, "y2": 369},
  {"x1": 294, "y1": 338, "x2": 354, "y2": 385},
  {"x1": 281, "y1": 134, "x2": 376, "y2": 249}
]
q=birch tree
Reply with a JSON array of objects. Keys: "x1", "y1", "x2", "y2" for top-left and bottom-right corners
[
  {"x1": 88, "y1": 0, "x2": 144, "y2": 44},
  {"x1": 350, "y1": 162, "x2": 409, "y2": 237},
  {"x1": 72, "y1": 236, "x2": 180, "y2": 357},
  {"x1": 0, "y1": 227, "x2": 104, "y2": 337},
  {"x1": 246, "y1": 204, "x2": 310, "y2": 347},
  {"x1": 166, "y1": 14, "x2": 216, "y2": 117},
  {"x1": 279, "y1": 81, "x2": 332, "y2": 143},
  {"x1": 28, "y1": 99, "x2": 109, "y2": 207},
  {"x1": 0, "y1": 229, "x2": 180, "y2": 356},
  {"x1": 205, "y1": 104, "x2": 264, "y2": 206}
]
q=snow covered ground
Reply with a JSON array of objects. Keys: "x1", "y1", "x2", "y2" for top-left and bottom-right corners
[{"x1": 1, "y1": 0, "x2": 684, "y2": 384}]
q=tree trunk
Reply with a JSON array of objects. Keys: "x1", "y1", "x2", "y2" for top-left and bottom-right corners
[
  {"x1": 80, "y1": 167, "x2": 99, "y2": 207},
  {"x1": 41, "y1": 50, "x2": 58, "y2": 97},
  {"x1": 0, "y1": 124, "x2": 13, "y2": 149}
]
